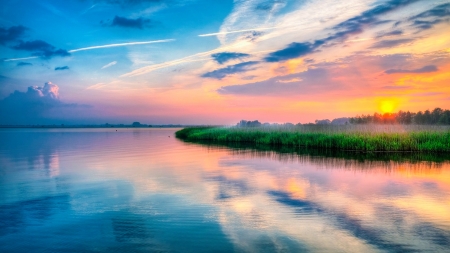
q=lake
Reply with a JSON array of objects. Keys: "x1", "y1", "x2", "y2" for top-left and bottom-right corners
[{"x1": 1, "y1": 128, "x2": 449, "y2": 253}]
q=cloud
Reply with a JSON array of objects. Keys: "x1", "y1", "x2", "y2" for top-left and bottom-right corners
[
  {"x1": 381, "y1": 85, "x2": 412, "y2": 89},
  {"x1": 263, "y1": 0, "x2": 418, "y2": 62},
  {"x1": 377, "y1": 54, "x2": 411, "y2": 69},
  {"x1": 13, "y1": 40, "x2": 54, "y2": 51},
  {"x1": 385, "y1": 65, "x2": 438, "y2": 74},
  {"x1": 120, "y1": 45, "x2": 223, "y2": 77},
  {"x1": 376, "y1": 30, "x2": 403, "y2": 38},
  {"x1": 230, "y1": 50, "x2": 450, "y2": 98},
  {"x1": 201, "y1": 61, "x2": 259, "y2": 80},
  {"x1": 198, "y1": 26, "x2": 278, "y2": 37},
  {"x1": 111, "y1": 16, "x2": 151, "y2": 29},
  {"x1": 412, "y1": 3, "x2": 450, "y2": 19},
  {"x1": 0, "y1": 25, "x2": 28, "y2": 45},
  {"x1": 254, "y1": 0, "x2": 288, "y2": 12},
  {"x1": 16, "y1": 62, "x2": 32, "y2": 67},
  {"x1": 370, "y1": 38, "x2": 414, "y2": 48},
  {"x1": 1, "y1": 25, "x2": 72, "y2": 60},
  {"x1": 264, "y1": 42, "x2": 321, "y2": 62},
  {"x1": 101, "y1": 61, "x2": 117, "y2": 69},
  {"x1": 217, "y1": 50, "x2": 448, "y2": 97},
  {"x1": 55, "y1": 66, "x2": 69, "y2": 71},
  {"x1": 412, "y1": 19, "x2": 444, "y2": 31},
  {"x1": 409, "y1": 3, "x2": 450, "y2": 30},
  {"x1": 0, "y1": 82, "x2": 90, "y2": 124},
  {"x1": 240, "y1": 31, "x2": 264, "y2": 42},
  {"x1": 331, "y1": 0, "x2": 417, "y2": 37},
  {"x1": 304, "y1": 0, "x2": 418, "y2": 47},
  {"x1": 12, "y1": 40, "x2": 70, "y2": 59},
  {"x1": 217, "y1": 68, "x2": 332, "y2": 96},
  {"x1": 211, "y1": 52, "x2": 250, "y2": 64}
]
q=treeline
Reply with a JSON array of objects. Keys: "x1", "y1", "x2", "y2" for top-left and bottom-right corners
[
  {"x1": 350, "y1": 108, "x2": 450, "y2": 125},
  {"x1": 236, "y1": 118, "x2": 351, "y2": 127}
]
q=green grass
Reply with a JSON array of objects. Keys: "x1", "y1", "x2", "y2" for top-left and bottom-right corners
[{"x1": 175, "y1": 125, "x2": 450, "y2": 152}]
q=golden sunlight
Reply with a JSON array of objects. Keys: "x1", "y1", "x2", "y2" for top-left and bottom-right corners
[{"x1": 379, "y1": 100, "x2": 395, "y2": 113}]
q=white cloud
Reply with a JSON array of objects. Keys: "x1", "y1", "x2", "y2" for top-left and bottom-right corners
[{"x1": 0, "y1": 82, "x2": 90, "y2": 124}]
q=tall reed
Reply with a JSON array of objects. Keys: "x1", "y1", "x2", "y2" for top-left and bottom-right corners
[{"x1": 175, "y1": 125, "x2": 450, "y2": 152}]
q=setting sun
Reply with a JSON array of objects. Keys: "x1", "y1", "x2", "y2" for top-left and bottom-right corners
[
  {"x1": 1, "y1": 1, "x2": 450, "y2": 252},
  {"x1": 380, "y1": 101, "x2": 396, "y2": 113}
]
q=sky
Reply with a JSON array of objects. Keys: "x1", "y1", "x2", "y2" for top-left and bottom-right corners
[{"x1": 0, "y1": 0, "x2": 449, "y2": 125}]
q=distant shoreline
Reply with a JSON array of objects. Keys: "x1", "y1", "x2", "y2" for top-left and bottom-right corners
[{"x1": 0, "y1": 125, "x2": 212, "y2": 129}]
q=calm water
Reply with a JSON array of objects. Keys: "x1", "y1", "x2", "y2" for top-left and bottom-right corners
[{"x1": 1, "y1": 128, "x2": 449, "y2": 253}]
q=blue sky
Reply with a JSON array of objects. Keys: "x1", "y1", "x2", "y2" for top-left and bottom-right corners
[{"x1": 1, "y1": 0, "x2": 450, "y2": 124}]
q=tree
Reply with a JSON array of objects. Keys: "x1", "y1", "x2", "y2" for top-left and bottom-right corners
[
  {"x1": 349, "y1": 108, "x2": 448, "y2": 125},
  {"x1": 423, "y1": 110, "x2": 432, "y2": 124},
  {"x1": 432, "y1": 108, "x2": 443, "y2": 124},
  {"x1": 132, "y1": 122, "x2": 142, "y2": 127},
  {"x1": 414, "y1": 111, "x2": 424, "y2": 124},
  {"x1": 438, "y1": 113, "x2": 449, "y2": 125}
]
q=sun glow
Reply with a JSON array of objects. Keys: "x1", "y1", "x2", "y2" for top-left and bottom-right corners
[{"x1": 380, "y1": 100, "x2": 395, "y2": 113}]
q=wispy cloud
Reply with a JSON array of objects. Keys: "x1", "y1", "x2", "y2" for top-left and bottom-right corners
[
  {"x1": 411, "y1": 3, "x2": 450, "y2": 19},
  {"x1": 385, "y1": 65, "x2": 438, "y2": 74},
  {"x1": 120, "y1": 41, "x2": 250, "y2": 77},
  {"x1": 217, "y1": 68, "x2": 332, "y2": 96},
  {"x1": 16, "y1": 62, "x2": 32, "y2": 67},
  {"x1": 101, "y1": 61, "x2": 117, "y2": 69},
  {"x1": 198, "y1": 26, "x2": 281, "y2": 37},
  {"x1": 55, "y1": 66, "x2": 69, "y2": 71},
  {"x1": 201, "y1": 61, "x2": 259, "y2": 80},
  {"x1": 0, "y1": 25, "x2": 28, "y2": 45},
  {"x1": 13, "y1": 40, "x2": 70, "y2": 59},
  {"x1": 80, "y1": 4, "x2": 97, "y2": 15},
  {"x1": 264, "y1": 42, "x2": 321, "y2": 62},
  {"x1": 260, "y1": 0, "x2": 420, "y2": 62},
  {"x1": 376, "y1": 30, "x2": 403, "y2": 38},
  {"x1": 110, "y1": 16, "x2": 151, "y2": 29},
  {"x1": 86, "y1": 83, "x2": 107, "y2": 90},
  {"x1": 370, "y1": 38, "x2": 415, "y2": 49},
  {"x1": 408, "y1": 3, "x2": 450, "y2": 31},
  {"x1": 211, "y1": 52, "x2": 250, "y2": 64}
]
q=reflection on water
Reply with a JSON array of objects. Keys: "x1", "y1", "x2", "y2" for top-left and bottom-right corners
[{"x1": 0, "y1": 128, "x2": 449, "y2": 253}]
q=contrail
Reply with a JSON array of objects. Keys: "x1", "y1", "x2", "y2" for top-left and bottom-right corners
[
  {"x1": 3, "y1": 39, "x2": 175, "y2": 61},
  {"x1": 3, "y1": 56, "x2": 39, "y2": 62},
  {"x1": 198, "y1": 26, "x2": 281, "y2": 37},
  {"x1": 120, "y1": 41, "x2": 249, "y2": 77},
  {"x1": 69, "y1": 39, "x2": 175, "y2": 52},
  {"x1": 101, "y1": 61, "x2": 117, "y2": 69},
  {"x1": 197, "y1": 22, "x2": 320, "y2": 37}
]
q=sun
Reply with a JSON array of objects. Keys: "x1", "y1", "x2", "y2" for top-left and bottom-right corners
[{"x1": 380, "y1": 100, "x2": 395, "y2": 113}]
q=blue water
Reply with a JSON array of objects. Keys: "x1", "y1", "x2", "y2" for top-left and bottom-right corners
[{"x1": 0, "y1": 128, "x2": 449, "y2": 252}]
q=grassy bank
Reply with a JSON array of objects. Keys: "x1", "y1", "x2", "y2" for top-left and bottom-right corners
[{"x1": 175, "y1": 125, "x2": 450, "y2": 152}]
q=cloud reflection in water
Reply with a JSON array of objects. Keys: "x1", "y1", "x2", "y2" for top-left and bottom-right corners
[{"x1": 0, "y1": 128, "x2": 449, "y2": 252}]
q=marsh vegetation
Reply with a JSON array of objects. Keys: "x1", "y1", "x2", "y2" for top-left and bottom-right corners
[{"x1": 176, "y1": 125, "x2": 450, "y2": 152}]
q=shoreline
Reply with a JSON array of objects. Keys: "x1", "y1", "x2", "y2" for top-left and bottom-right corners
[{"x1": 175, "y1": 126, "x2": 450, "y2": 153}]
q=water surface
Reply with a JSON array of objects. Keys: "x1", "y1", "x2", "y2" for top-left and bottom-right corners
[{"x1": 1, "y1": 128, "x2": 449, "y2": 252}]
